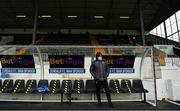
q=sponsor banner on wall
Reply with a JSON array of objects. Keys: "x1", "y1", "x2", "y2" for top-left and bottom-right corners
[
  {"x1": 102, "y1": 55, "x2": 135, "y2": 73},
  {"x1": 0, "y1": 55, "x2": 36, "y2": 73},
  {"x1": 110, "y1": 68, "x2": 134, "y2": 73},
  {"x1": 49, "y1": 68, "x2": 85, "y2": 73},
  {"x1": 48, "y1": 55, "x2": 85, "y2": 73},
  {"x1": 1, "y1": 68, "x2": 36, "y2": 73}
]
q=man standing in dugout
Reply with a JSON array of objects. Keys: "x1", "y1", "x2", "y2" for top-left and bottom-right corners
[{"x1": 90, "y1": 52, "x2": 113, "y2": 107}]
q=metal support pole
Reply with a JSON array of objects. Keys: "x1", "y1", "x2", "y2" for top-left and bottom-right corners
[
  {"x1": 164, "y1": 22, "x2": 168, "y2": 39},
  {"x1": 151, "y1": 47, "x2": 157, "y2": 106},
  {"x1": 139, "y1": 48, "x2": 151, "y2": 79},
  {"x1": 139, "y1": 1, "x2": 145, "y2": 46},
  {"x1": 32, "y1": 0, "x2": 39, "y2": 45},
  {"x1": 35, "y1": 46, "x2": 44, "y2": 80}
]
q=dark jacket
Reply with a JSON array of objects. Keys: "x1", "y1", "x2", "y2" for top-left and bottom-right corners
[{"x1": 90, "y1": 60, "x2": 110, "y2": 80}]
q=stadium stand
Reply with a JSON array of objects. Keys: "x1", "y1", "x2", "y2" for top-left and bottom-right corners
[
  {"x1": 5, "y1": 34, "x2": 32, "y2": 45},
  {"x1": 4, "y1": 33, "x2": 141, "y2": 46},
  {"x1": 38, "y1": 33, "x2": 91, "y2": 45}
]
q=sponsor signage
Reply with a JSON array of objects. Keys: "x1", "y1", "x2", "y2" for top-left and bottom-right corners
[
  {"x1": 102, "y1": 55, "x2": 135, "y2": 73},
  {"x1": 49, "y1": 55, "x2": 85, "y2": 73},
  {"x1": 0, "y1": 55, "x2": 36, "y2": 73}
]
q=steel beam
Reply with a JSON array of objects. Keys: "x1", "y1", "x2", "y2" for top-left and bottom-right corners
[
  {"x1": 138, "y1": 0, "x2": 145, "y2": 46},
  {"x1": 32, "y1": 0, "x2": 39, "y2": 45}
]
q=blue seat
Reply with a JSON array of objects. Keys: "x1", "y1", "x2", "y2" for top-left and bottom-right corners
[{"x1": 37, "y1": 80, "x2": 49, "y2": 93}]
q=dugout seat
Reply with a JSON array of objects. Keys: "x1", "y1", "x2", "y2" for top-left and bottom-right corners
[
  {"x1": 121, "y1": 80, "x2": 134, "y2": 93},
  {"x1": 1, "y1": 79, "x2": 13, "y2": 93},
  {"x1": 25, "y1": 80, "x2": 37, "y2": 93},
  {"x1": 109, "y1": 79, "x2": 121, "y2": 93},
  {"x1": 85, "y1": 80, "x2": 96, "y2": 93},
  {"x1": 13, "y1": 79, "x2": 25, "y2": 93},
  {"x1": 132, "y1": 79, "x2": 148, "y2": 102}
]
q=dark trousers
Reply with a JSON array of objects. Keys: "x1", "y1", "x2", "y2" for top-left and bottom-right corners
[{"x1": 95, "y1": 80, "x2": 112, "y2": 105}]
